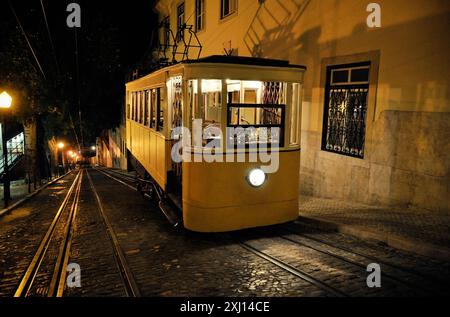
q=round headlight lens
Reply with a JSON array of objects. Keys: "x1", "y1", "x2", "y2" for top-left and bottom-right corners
[{"x1": 248, "y1": 168, "x2": 266, "y2": 187}]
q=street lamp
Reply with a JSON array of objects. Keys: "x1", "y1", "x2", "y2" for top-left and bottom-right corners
[
  {"x1": 0, "y1": 91, "x2": 12, "y2": 108},
  {"x1": 0, "y1": 91, "x2": 12, "y2": 207},
  {"x1": 57, "y1": 141, "x2": 66, "y2": 176}
]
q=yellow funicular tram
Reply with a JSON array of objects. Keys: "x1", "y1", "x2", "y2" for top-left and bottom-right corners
[{"x1": 125, "y1": 56, "x2": 306, "y2": 232}]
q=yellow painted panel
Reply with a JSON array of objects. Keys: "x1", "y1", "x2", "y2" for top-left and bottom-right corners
[
  {"x1": 184, "y1": 200, "x2": 298, "y2": 233},
  {"x1": 182, "y1": 150, "x2": 301, "y2": 232}
]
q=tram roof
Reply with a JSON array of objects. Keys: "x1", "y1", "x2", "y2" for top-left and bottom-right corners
[
  {"x1": 183, "y1": 55, "x2": 307, "y2": 70},
  {"x1": 126, "y1": 55, "x2": 306, "y2": 87}
]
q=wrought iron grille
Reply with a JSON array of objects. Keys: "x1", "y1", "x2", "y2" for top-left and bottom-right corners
[
  {"x1": 322, "y1": 63, "x2": 370, "y2": 158},
  {"x1": 262, "y1": 82, "x2": 285, "y2": 124},
  {"x1": 323, "y1": 88, "x2": 368, "y2": 158},
  {"x1": 171, "y1": 77, "x2": 183, "y2": 182}
]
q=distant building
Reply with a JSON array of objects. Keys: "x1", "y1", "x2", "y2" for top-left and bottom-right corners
[
  {"x1": 96, "y1": 126, "x2": 127, "y2": 170},
  {"x1": 153, "y1": 0, "x2": 450, "y2": 213}
]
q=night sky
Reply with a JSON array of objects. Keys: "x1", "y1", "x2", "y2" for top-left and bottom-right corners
[{"x1": 1, "y1": 0, "x2": 158, "y2": 146}]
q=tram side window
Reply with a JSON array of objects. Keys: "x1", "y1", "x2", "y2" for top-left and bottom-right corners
[
  {"x1": 136, "y1": 91, "x2": 140, "y2": 123},
  {"x1": 144, "y1": 91, "x2": 150, "y2": 126},
  {"x1": 140, "y1": 91, "x2": 145, "y2": 125},
  {"x1": 156, "y1": 88, "x2": 164, "y2": 132},
  {"x1": 126, "y1": 92, "x2": 130, "y2": 120},
  {"x1": 188, "y1": 80, "x2": 198, "y2": 128},
  {"x1": 129, "y1": 93, "x2": 133, "y2": 121},
  {"x1": 150, "y1": 89, "x2": 157, "y2": 129},
  {"x1": 132, "y1": 92, "x2": 137, "y2": 121},
  {"x1": 201, "y1": 80, "x2": 222, "y2": 126}
]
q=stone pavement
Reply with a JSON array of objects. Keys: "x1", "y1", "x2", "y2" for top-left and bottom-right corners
[
  {"x1": 298, "y1": 195, "x2": 450, "y2": 260},
  {"x1": 0, "y1": 180, "x2": 31, "y2": 201},
  {"x1": 0, "y1": 175, "x2": 69, "y2": 217}
]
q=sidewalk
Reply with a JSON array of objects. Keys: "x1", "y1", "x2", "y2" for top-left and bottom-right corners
[
  {"x1": 0, "y1": 175, "x2": 69, "y2": 217},
  {"x1": 297, "y1": 195, "x2": 450, "y2": 260},
  {"x1": 0, "y1": 180, "x2": 36, "y2": 202}
]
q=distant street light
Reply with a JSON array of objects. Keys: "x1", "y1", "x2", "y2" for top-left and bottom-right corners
[
  {"x1": 0, "y1": 91, "x2": 12, "y2": 207},
  {"x1": 0, "y1": 91, "x2": 12, "y2": 109},
  {"x1": 57, "y1": 141, "x2": 66, "y2": 176},
  {"x1": 91, "y1": 146, "x2": 96, "y2": 151}
]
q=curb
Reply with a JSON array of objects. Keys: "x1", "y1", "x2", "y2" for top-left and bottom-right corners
[
  {"x1": 0, "y1": 171, "x2": 73, "y2": 218},
  {"x1": 296, "y1": 215, "x2": 450, "y2": 262}
]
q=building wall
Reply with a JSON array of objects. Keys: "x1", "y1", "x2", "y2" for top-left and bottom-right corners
[
  {"x1": 155, "y1": 0, "x2": 450, "y2": 212},
  {"x1": 96, "y1": 125, "x2": 127, "y2": 170}
]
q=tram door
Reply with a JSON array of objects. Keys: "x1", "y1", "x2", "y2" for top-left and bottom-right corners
[{"x1": 170, "y1": 76, "x2": 183, "y2": 192}]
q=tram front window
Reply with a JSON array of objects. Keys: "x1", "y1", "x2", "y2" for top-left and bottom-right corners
[{"x1": 226, "y1": 80, "x2": 286, "y2": 147}]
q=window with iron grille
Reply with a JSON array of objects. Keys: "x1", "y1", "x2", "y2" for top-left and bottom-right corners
[
  {"x1": 221, "y1": 0, "x2": 237, "y2": 19},
  {"x1": 177, "y1": 3, "x2": 185, "y2": 42},
  {"x1": 196, "y1": 0, "x2": 205, "y2": 31},
  {"x1": 322, "y1": 62, "x2": 370, "y2": 158}
]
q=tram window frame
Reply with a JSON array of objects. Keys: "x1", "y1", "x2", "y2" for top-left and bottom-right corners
[
  {"x1": 156, "y1": 88, "x2": 164, "y2": 132},
  {"x1": 201, "y1": 79, "x2": 222, "y2": 126},
  {"x1": 126, "y1": 92, "x2": 131, "y2": 120},
  {"x1": 227, "y1": 103, "x2": 286, "y2": 148},
  {"x1": 140, "y1": 91, "x2": 145, "y2": 125},
  {"x1": 290, "y1": 83, "x2": 301, "y2": 146},
  {"x1": 150, "y1": 89, "x2": 157, "y2": 129},
  {"x1": 136, "y1": 91, "x2": 140, "y2": 123},
  {"x1": 128, "y1": 93, "x2": 133, "y2": 120},
  {"x1": 144, "y1": 90, "x2": 150, "y2": 126},
  {"x1": 132, "y1": 92, "x2": 137, "y2": 121}
]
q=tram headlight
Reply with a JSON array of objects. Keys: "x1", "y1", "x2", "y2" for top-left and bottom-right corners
[{"x1": 247, "y1": 168, "x2": 266, "y2": 187}]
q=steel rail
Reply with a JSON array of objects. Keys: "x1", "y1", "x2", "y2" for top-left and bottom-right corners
[
  {"x1": 86, "y1": 170, "x2": 141, "y2": 297},
  {"x1": 14, "y1": 170, "x2": 81, "y2": 297},
  {"x1": 238, "y1": 241, "x2": 348, "y2": 297},
  {"x1": 278, "y1": 227, "x2": 447, "y2": 296},
  {"x1": 48, "y1": 170, "x2": 83, "y2": 297}
]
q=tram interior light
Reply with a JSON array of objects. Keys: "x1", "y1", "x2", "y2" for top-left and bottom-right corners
[
  {"x1": 226, "y1": 80, "x2": 262, "y2": 92},
  {"x1": 247, "y1": 168, "x2": 266, "y2": 187},
  {"x1": 201, "y1": 80, "x2": 222, "y2": 93}
]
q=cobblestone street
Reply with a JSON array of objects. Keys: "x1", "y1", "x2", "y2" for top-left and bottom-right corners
[{"x1": 0, "y1": 169, "x2": 449, "y2": 298}]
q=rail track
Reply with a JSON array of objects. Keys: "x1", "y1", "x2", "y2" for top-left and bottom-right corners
[
  {"x1": 90, "y1": 167, "x2": 445, "y2": 297},
  {"x1": 276, "y1": 226, "x2": 449, "y2": 296},
  {"x1": 14, "y1": 170, "x2": 82, "y2": 297},
  {"x1": 85, "y1": 169, "x2": 141, "y2": 297},
  {"x1": 13, "y1": 168, "x2": 141, "y2": 297},
  {"x1": 237, "y1": 240, "x2": 348, "y2": 296},
  {"x1": 92, "y1": 168, "x2": 349, "y2": 296}
]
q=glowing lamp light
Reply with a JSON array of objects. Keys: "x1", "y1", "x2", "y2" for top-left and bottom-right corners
[
  {"x1": 0, "y1": 91, "x2": 12, "y2": 109},
  {"x1": 68, "y1": 150, "x2": 73, "y2": 156},
  {"x1": 57, "y1": 142, "x2": 65, "y2": 149},
  {"x1": 91, "y1": 146, "x2": 96, "y2": 151},
  {"x1": 247, "y1": 168, "x2": 266, "y2": 187}
]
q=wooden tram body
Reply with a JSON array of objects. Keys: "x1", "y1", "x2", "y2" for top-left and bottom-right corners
[{"x1": 125, "y1": 56, "x2": 306, "y2": 232}]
